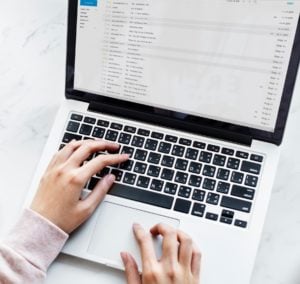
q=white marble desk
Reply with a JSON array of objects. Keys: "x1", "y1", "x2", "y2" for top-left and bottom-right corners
[{"x1": 0, "y1": 1, "x2": 300, "y2": 283}]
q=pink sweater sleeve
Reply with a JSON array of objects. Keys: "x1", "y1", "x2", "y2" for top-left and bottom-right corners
[{"x1": 0, "y1": 209, "x2": 69, "y2": 284}]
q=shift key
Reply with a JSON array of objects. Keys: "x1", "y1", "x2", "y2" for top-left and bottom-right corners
[{"x1": 221, "y1": 196, "x2": 252, "y2": 213}]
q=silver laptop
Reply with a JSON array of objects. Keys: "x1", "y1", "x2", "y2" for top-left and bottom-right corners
[{"x1": 24, "y1": 0, "x2": 300, "y2": 283}]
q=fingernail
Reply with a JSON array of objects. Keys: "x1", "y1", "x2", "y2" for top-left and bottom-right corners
[
  {"x1": 107, "y1": 174, "x2": 116, "y2": 183},
  {"x1": 133, "y1": 223, "x2": 141, "y2": 230},
  {"x1": 120, "y1": 252, "x2": 128, "y2": 264}
]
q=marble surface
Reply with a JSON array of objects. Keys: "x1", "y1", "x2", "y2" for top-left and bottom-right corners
[{"x1": 0, "y1": 1, "x2": 300, "y2": 283}]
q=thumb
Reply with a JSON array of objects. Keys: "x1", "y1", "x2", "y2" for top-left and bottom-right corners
[{"x1": 121, "y1": 252, "x2": 141, "y2": 284}]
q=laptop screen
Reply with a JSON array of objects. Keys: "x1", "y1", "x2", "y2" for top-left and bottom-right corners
[{"x1": 73, "y1": 0, "x2": 300, "y2": 133}]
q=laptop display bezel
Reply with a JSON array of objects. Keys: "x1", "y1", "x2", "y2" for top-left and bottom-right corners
[{"x1": 65, "y1": 0, "x2": 300, "y2": 146}]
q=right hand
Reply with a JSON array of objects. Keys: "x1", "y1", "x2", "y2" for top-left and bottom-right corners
[{"x1": 121, "y1": 223, "x2": 201, "y2": 284}]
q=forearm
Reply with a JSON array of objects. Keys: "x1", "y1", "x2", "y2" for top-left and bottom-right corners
[{"x1": 0, "y1": 209, "x2": 68, "y2": 284}]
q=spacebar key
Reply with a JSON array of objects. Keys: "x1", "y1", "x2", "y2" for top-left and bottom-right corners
[{"x1": 108, "y1": 183, "x2": 174, "y2": 209}]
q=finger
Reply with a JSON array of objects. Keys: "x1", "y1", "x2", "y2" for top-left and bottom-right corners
[
  {"x1": 68, "y1": 140, "x2": 120, "y2": 166},
  {"x1": 133, "y1": 223, "x2": 157, "y2": 271},
  {"x1": 79, "y1": 153, "x2": 129, "y2": 180},
  {"x1": 177, "y1": 230, "x2": 193, "y2": 267},
  {"x1": 150, "y1": 223, "x2": 178, "y2": 263},
  {"x1": 191, "y1": 244, "x2": 202, "y2": 279},
  {"x1": 56, "y1": 140, "x2": 83, "y2": 163},
  {"x1": 121, "y1": 252, "x2": 141, "y2": 284}
]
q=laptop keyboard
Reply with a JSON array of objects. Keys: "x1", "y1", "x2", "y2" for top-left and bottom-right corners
[{"x1": 59, "y1": 112, "x2": 265, "y2": 229}]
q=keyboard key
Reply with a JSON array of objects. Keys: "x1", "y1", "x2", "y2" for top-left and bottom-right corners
[
  {"x1": 231, "y1": 185, "x2": 255, "y2": 200},
  {"x1": 179, "y1": 138, "x2": 192, "y2": 146},
  {"x1": 162, "y1": 155, "x2": 175, "y2": 168},
  {"x1": 202, "y1": 178, "x2": 216, "y2": 191},
  {"x1": 79, "y1": 124, "x2": 93, "y2": 136},
  {"x1": 137, "y1": 176, "x2": 150, "y2": 188},
  {"x1": 175, "y1": 172, "x2": 188, "y2": 184},
  {"x1": 174, "y1": 199, "x2": 191, "y2": 214},
  {"x1": 202, "y1": 165, "x2": 216, "y2": 177},
  {"x1": 191, "y1": 203, "x2": 206, "y2": 217},
  {"x1": 145, "y1": 139, "x2": 158, "y2": 151},
  {"x1": 250, "y1": 154, "x2": 263, "y2": 163},
  {"x1": 206, "y1": 192, "x2": 220, "y2": 205},
  {"x1": 227, "y1": 158, "x2": 240, "y2": 170},
  {"x1": 192, "y1": 189, "x2": 206, "y2": 202},
  {"x1": 207, "y1": 144, "x2": 220, "y2": 152},
  {"x1": 221, "y1": 148, "x2": 234, "y2": 156},
  {"x1": 175, "y1": 159, "x2": 188, "y2": 171},
  {"x1": 111, "y1": 169, "x2": 123, "y2": 181},
  {"x1": 221, "y1": 196, "x2": 252, "y2": 213},
  {"x1": 165, "y1": 135, "x2": 178, "y2": 143},
  {"x1": 121, "y1": 146, "x2": 135, "y2": 157},
  {"x1": 161, "y1": 169, "x2": 175, "y2": 181},
  {"x1": 66, "y1": 121, "x2": 80, "y2": 133},
  {"x1": 108, "y1": 183, "x2": 174, "y2": 209},
  {"x1": 205, "y1": 212, "x2": 218, "y2": 221},
  {"x1": 217, "y1": 182, "x2": 230, "y2": 194},
  {"x1": 97, "y1": 119, "x2": 109, "y2": 127},
  {"x1": 97, "y1": 167, "x2": 110, "y2": 178},
  {"x1": 59, "y1": 144, "x2": 66, "y2": 150},
  {"x1": 188, "y1": 175, "x2": 202, "y2": 187},
  {"x1": 178, "y1": 186, "x2": 192, "y2": 198},
  {"x1": 150, "y1": 179, "x2": 164, "y2": 192},
  {"x1": 172, "y1": 145, "x2": 185, "y2": 157},
  {"x1": 234, "y1": 219, "x2": 248, "y2": 228},
  {"x1": 199, "y1": 151, "x2": 212, "y2": 163},
  {"x1": 186, "y1": 148, "x2": 199, "y2": 160},
  {"x1": 158, "y1": 142, "x2": 172, "y2": 154},
  {"x1": 245, "y1": 175, "x2": 258, "y2": 187},
  {"x1": 124, "y1": 126, "x2": 136, "y2": 133},
  {"x1": 220, "y1": 217, "x2": 233, "y2": 225},
  {"x1": 71, "y1": 113, "x2": 83, "y2": 121},
  {"x1": 241, "y1": 161, "x2": 261, "y2": 175},
  {"x1": 216, "y1": 168, "x2": 230, "y2": 181},
  {"x1": 88, "y1": 177, "x2": 100, "y2": 190},
  {"x1": 84, "y1": 117, "x2": 96, "y2": 125},
  {"x1": 148, "y1": 152, "x2": 161, "y2": 164},
  {"x1": 123, "y1": 173, "x2": 137, "y2": 185},
  {"x1": 189, "y1": 162, "x2": 202, "y2": 174},
  {"x1": 134, "y1": 162, "x2": 147, "y2": 174},
  {"x1": 62, "y1": 133, "x2": 82, "y2": 143},
  {"x1": 164, "y1": 182, "x2": 178, "y2": 195},
  {"x1": 132, "y1": 136, "x2": 145, "y2": 148},
  {"x1": 147, "y1": 165, "x2": 161, "y2": 177},
  {"x1": 236, "y1": 151, "x2": 249, "y2": 159},
  {"x1": 221, "y1": 209, "x2": 234, "y2": 219},
  {"x1": 111, "y1": 123, "x2": 123, "y2": 130},
  {"x1": 231, "y1": 172, "x2": 244, "y2": 184},
  {"x1": 138, "y1": 128, "x2": 150, "y2": 137},
  {"x1": 120, "y1": 160, "x2": 134, "y2": 171},
  {"x1": 105, "y1": 130, "x2": 118, "y2": 141},
  {"x1": 92, "y1": 127, "x2": 105, "y2": 139},
  {"x1": 213, "y1": 154, "x2": 226, "y2": 166},
  {"x1": 134, "y1": 149, "x2": 148, "y2": 161},
  {"x1": 151, "y1": 132, "x2": 164, "y2": 140},
  {"x1": 193, "y1": 141, "x2": 206, "y2": 149},
  {"x1": 118, "y1": 133, "x2": 132, "y2": 144}
]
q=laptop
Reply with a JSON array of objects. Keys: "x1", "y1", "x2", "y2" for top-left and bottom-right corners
[{"x1": 24, "y1": 0, "x2": 300, "y2": 283}]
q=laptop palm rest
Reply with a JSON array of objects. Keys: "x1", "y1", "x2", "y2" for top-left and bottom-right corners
[{"x1": 87, "y1": 201, "x2": 180, "y2": 270}]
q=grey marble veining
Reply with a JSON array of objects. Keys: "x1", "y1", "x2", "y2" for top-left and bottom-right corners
[{"x1": 0, "y1": 1, "x2": 300, "y2": 283}]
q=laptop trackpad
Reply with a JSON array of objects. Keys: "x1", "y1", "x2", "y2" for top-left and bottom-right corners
[{"x1": 87, "y1": 201, "x2": 180, "y2": 269}]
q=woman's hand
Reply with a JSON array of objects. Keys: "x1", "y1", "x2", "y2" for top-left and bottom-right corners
[
  {"x1": 121, "y1": 223, "x2": 201, "y2": 284},
  {"x1": 30, "y1": 139, "x2": 129, "y2": 234}
]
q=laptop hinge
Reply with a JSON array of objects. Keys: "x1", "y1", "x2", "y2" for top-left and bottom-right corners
[{"x1": 88, "y1": 101, "x2": 253, "y2": 147}]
